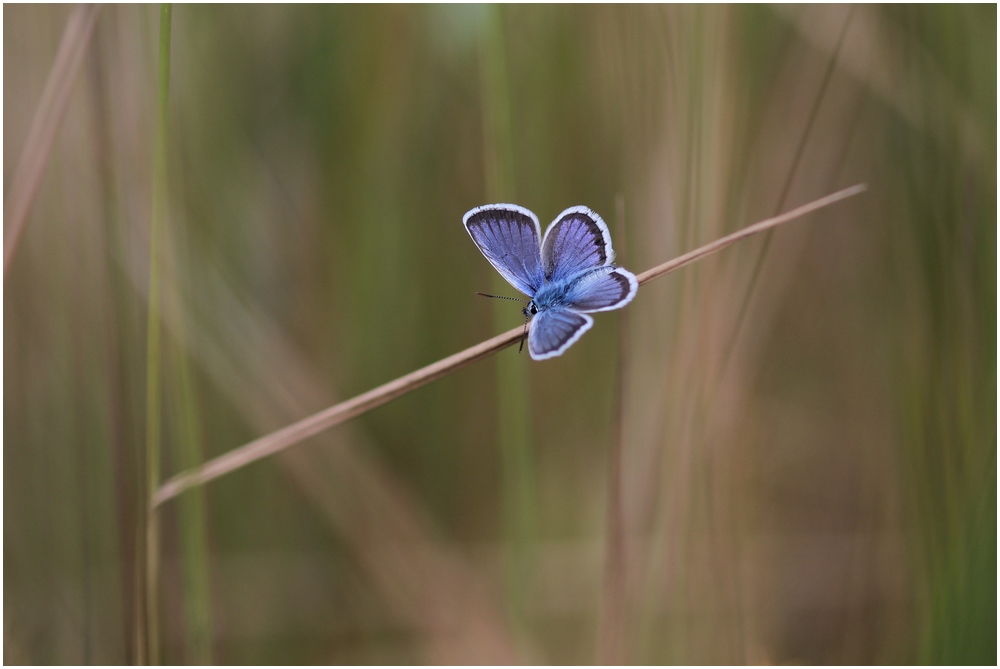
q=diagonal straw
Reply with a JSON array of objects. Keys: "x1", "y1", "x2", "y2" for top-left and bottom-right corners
[{"x1": 153, "y1": 183, "x2": 867, "y2": 507}]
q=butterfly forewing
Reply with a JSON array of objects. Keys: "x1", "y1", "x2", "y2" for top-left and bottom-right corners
[
  {"x1": 564, "y1": 266, "x2": 638, "y2": 313},
  {"x1": 464, "y1": 204, "x2": 544, "y2": 297},
  {"x1": 541, "y1": 206, "x2": 614, "y2": 283},
  {"x1": 528, "y1": 309, "x2": 594, "y2": 360}
]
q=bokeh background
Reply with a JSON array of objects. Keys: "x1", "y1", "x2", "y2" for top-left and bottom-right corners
[{"x1": 4, "y1": 4, "x2": 995, "y2": 664}]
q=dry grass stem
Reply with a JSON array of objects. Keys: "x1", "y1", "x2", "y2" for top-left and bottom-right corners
[
  {"x1": 3, "y1": 4, "x2": 100, "y2": 276},
  {"x1": 153, "y1": 325, "x2": 526, "y2": 506},
  {"x1": 633, "y1": 183, "x2": 867, "y2": 285},
  {"x1": 153, "y1": 184, "x2": 867, "y2": 507}
]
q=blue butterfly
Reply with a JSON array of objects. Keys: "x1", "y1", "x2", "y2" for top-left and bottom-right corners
[{"x1": 464, "y1": 204, "x2": 638, "y2": 360}]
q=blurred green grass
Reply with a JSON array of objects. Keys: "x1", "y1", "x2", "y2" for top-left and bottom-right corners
[{"x1": 4, "y1": 4, "x2": 995, "y2": 664}]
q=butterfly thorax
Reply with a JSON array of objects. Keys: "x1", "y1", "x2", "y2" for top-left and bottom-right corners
[{"x1": 527, "y1": 274, "x2": 581, "y2": 316}]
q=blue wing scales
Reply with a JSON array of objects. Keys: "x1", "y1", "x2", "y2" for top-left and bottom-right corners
[
  {"x1": 464, "y1": 204, "x2": 544, "y2": 297},
  {"x1": 541, "y1": 206, "x2": 614, "y2": 283},
  {"x1": 564, "y1": 266, "x2": 638, "y2": 312},
  {"x1": 528, "y1": 309, "x2": 594, "y2": 360}
]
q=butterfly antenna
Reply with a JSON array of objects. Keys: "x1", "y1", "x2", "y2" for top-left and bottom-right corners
[
  {"x1": 475, "y1": 292, "x2": 526, "y2": 303},
  {"x1": 475, "y1": 292, "x2": 530, "y2": 354}
]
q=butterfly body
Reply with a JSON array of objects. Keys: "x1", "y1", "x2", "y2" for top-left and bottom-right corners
[
  {"x1": 464, "y1": 204, "x2": 638, "y2": 360},
  {"x1": 529, "y1": 278, "x2": 569, "y2": 312}
]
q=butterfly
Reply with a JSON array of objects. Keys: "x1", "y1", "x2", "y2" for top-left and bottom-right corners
[{"x1": 464, "y1": 203, "x2": 638, "y2": 360}]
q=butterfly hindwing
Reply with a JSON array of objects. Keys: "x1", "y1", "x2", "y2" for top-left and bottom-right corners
[
  {"x1": 541, "y1": 206, "x2": 614, "y2": 283},
  {"x1": 564, "y1": 266, "x2": 639, "y2": 313},
  {"x1": 527, "y1": 308, "x2": 594, "y2": 360},
  {"x1": 464, "y1": 204, "x2": 545, "y2": 297}
]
